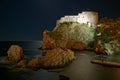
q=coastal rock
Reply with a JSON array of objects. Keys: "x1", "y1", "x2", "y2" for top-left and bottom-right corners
[
  {"x1": 0, "y1": 57, "x2": 13, "y2": 64},
  {"x1": 104, "y1": 40, "x2": 120, "y2": 55},
  {"x1": 66, "y1": 41, "x2": 86, "y2": 50},
  {"x1": 41, "y1": 22, "x2": 95, "y2": 50},
  {"x1": 23, "y1": 48, "x2": 75, "y2": 69},
  {"x1": 16, "y1": 59, "x2": 27, "y2": 68},
  {"x1": 27, "y1": 57, "x2": 42, "y2": 70},
  {"x1": 7, "y1": 45, "x2": 24, "y2": 62},
  {"x1": 94, "y1": 42, "x2": 106, "y2": 54},
  {"x1": 41, "y1": 30, "x2": 57, "y2": 49},
  {"x1": 94, "y1": 18, "x2": 120, "y2": 55},
  {"x1": 42, "y1": 48, "x2": 75, "y2": 68}
]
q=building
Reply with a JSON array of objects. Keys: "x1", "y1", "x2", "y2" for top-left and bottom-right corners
[{"x1": 57, "y1": 11, "x2": 98, "y2": 27}]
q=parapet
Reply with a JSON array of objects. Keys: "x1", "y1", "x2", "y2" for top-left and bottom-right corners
[{"x1": 57, "y1": 11, "x2": 98, "y2": 27}]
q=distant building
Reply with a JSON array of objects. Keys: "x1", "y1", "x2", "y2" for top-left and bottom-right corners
[{"x1": 57, "y1": 11, "x2": 98, "y2": 27}]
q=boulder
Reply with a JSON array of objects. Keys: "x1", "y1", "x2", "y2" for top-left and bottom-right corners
[
  {"x1": 16, "y1": 59, "x2": 27, "y2": 68},
  {"x1": 94, "y1": 43, "x2": 106, "y2": 54},
  {"x1": 7, "y1": 45, "x2": 24, "y2": 62},
  {"x1": 26, "y1": 48, "x2": 75, "y2": 70},
  {"x1": 42, "y1": 48, "x2": 75, "y2": 68},
  {"x1": 27, "y1": 57, "x2": 42, "y2": 70}
]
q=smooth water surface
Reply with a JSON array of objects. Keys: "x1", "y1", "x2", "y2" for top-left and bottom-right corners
[{"x1": 0, "y1": 41, "x2": 120, "y2": 80}]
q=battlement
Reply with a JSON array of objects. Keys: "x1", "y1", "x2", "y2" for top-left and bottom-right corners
[{"x1": 57, "y1": 11, "x2": 98, "y2": 27}]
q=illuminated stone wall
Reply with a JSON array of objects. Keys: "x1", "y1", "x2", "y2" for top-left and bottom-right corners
[{"x1": 57, "y1": 11, "x2": 98, "y2": 27}]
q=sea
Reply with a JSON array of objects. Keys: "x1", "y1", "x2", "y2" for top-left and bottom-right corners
[{"x1": 0, "y1": 41, "x2": 120, "y2": 80}]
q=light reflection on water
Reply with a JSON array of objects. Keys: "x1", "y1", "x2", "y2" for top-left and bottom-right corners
[{"x1": 0, "y1": 41, "x2": 120, "y2": 80}]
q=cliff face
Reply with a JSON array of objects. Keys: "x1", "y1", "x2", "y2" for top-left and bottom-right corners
[
  {"x1": 42, "y1": 17, "x2": 120, "y2": 55},
  {"x1": 94, "y1": 18, "x2": 120, "y2": 55},
  {"x1": 42, "y1": 22, "x2": 96, "y2": 50}
]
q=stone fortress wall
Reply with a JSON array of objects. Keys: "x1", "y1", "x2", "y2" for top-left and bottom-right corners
[{"x1": 57, "y1": 11, "x2": 98, "y2": 27}]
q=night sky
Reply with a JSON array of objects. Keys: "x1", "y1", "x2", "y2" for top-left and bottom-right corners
[{"x1": 0, "y1": 0, "x2": 120, "y2": 41}]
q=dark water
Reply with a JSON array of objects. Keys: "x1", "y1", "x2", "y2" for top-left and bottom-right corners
[{"x1": 0, "y1": 41, "x2": 120, "y2": 80}]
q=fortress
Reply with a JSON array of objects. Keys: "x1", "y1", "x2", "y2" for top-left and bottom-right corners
[{"x1": 57, "y1": 11, "x2": 98, "y2": 27}]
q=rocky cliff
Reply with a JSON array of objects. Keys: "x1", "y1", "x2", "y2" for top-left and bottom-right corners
[
  {"x1": 42, "y1": 18, "x2": 120, "y2": 55},
  {"x1": 41, "y1": 22, "x2": 96, "y2": 50},
  {"x1": 94, "y1": 18, "x2": 120, "y2": 55}
]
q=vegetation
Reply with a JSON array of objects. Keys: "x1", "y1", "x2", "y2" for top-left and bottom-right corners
[
  {"x1": 53, "y1": 22, "x2": 96, "y2": 47},
  {"x1": 48, "y1": 31, "x2": 63, "y2": 40},
  {"x1": 62, "y1": 22, "x2": 73, "y2": 27},
  {"x1": 96, "y1": 17, "x2": 120, "y2": 55},
  {"x1": 97, "y1": 17, "x2": 120, "y2": 44}
]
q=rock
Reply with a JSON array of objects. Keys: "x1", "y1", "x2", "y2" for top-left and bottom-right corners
[
  {"x1": 94, "y1": 19, "x2": 120, "y2": 55},
  {"x1": 26, "y1": 48, "x2": 75, "y2": 70},
  {"x1": 41, "y1": 22, "x2": 96, "y2": 50},
  {"x1": 27, "y1": 57, "x2": 42, "y2": 70},
  {"x1": 94, "y1": 37, "x2": 120, "y2": 55},
  {"x1": 7, "y1": 45, "x2": 24, "y2": 62},
  {"x1": 41, "y1": 30, "x2": 86, "y2": 51},
  {"x1": 42, "y1": 48, "x2": 75, "y2": 69},
  {"x1": 66, "y1": 41, "x2": 86, "y2": 50},
  {"x1": 104, "y1": 40, "x2": 120, "y2": 55},
  {"x1": 16, "y1": 59, "x2": 27, "y2": 68},
  {"x1": 0, "y1": 57, "x2": 13, "y2": 64},
  {"x1": 94, "y1": 43, "x2": 106, "y2": 54},
  {"x1": 41, "y1": 30, "x2": 57, "y2": 49}
]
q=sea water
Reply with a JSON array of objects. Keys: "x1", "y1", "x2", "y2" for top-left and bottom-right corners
[{"x1": 0, "y1": 41, "x2": 120, "y2": 80}]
